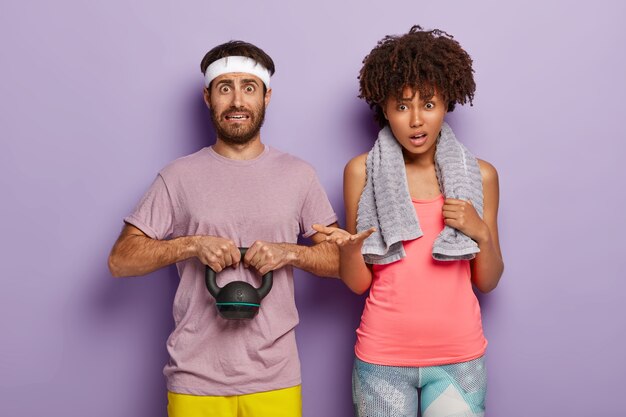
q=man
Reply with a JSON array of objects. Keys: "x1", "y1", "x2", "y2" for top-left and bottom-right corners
[{"x1": 108, "y1": 40, "x2": 339, "y2": 417}]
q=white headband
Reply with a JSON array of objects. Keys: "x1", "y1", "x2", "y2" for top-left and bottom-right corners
[{"x1": 204, "y1": 56, "x2": 271, "y2": 88}]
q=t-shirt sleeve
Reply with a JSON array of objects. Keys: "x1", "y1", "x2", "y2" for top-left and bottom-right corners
[
  {"x1": 124, "y1": 174, "x2": 175, "y2": 240},
  {"x1": 299, "y1": 173, "x2": 338, "y2": 238}
]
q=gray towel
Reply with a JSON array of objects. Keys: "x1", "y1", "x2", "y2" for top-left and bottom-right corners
[{"x1": 357, "y1": 122, "x2": 483, "y2": 264}]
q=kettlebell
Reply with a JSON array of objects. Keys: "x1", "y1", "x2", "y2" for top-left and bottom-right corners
[{"x1": 205, "y1": 247, "x2": 273, "y2": 320}]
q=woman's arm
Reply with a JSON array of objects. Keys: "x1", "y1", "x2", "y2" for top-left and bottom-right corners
[
  {"x1": 341, "y1": 154, "x2": 375, "y2": 294},
  {"x1": 442, "y1": 159, "x2": 504, "y2": 292},
  {"x1": 471, "y1": 160, "x2": 504, "y2": 292}
]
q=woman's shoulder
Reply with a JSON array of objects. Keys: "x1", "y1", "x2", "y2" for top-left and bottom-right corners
[
  {"x1": 477, "y1": 159, "x2": 499, "y2": 185},
  {"x1": 477, "y1": 159, "x2": 500, "y2": 203},
  {"x1": 344, "y1": 152, "x2": 368, "y2": 179}
]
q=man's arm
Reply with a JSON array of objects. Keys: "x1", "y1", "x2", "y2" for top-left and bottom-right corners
[
  {"x1": 242, "y1": 224, "x2": 340, "y2": 278},
  {"x1": 108, "y1": 224, "x2": 241, "y2": 277}
]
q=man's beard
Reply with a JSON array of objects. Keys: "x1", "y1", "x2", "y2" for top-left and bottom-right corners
[{"x1": 211, "y1": 104, "x2": 266, "y2": 145}]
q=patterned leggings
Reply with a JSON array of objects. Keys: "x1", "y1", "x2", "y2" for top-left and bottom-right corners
[{"x1": 352, "y1": 356, "x2": 486, "y2": 417}]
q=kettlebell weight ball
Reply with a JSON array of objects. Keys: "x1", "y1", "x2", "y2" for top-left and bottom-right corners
[{"x1": 205, "y1": 247, "x2": 273, "y2": 320}]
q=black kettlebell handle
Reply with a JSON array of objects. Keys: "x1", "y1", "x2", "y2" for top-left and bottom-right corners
[{"x1": 205, "y1": 247, "x2": 273, "y2": 300}]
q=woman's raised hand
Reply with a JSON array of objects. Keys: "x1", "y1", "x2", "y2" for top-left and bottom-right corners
[{"x1": 312, "y1": 224, "x2": 376, "y2": 249}]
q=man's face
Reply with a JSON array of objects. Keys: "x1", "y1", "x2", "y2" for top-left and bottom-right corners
[{"x1": 205, "y1": 72, "x2": 271, "y2": 145}]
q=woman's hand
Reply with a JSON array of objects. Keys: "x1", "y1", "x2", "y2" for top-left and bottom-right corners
[
  {"x1": 312, "y1": 223, "x2": 375, "y2": 294},
  {"x1": 312, "y1": 224, "x2": 376, "y2": 251},
  {"x1": 442, "y1": 198, "x2": 490, "y2": 243}
]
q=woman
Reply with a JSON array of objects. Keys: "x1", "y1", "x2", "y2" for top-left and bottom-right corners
[{"x1": 314, "y1": 25, "x2": 504, "y2": 417}]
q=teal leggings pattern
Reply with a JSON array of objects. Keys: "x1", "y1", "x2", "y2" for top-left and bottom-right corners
[{"x1": 352, "y1": 356, "x2": 486, "y2": 417}]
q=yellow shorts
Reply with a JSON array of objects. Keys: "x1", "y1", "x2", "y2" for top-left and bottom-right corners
[{"x1": 167, "y1": 385, "x2": 302, "y2": 417}]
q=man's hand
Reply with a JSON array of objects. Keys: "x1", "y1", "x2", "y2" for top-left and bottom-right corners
[
  {"x1": 193, "y1": 236, "x2": 241, "y2": 272},
  {"x1": 243, "y1": 241, "x2": 298, "y2": 276}
]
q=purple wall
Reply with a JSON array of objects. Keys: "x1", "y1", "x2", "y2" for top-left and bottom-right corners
[{"x1": 2, "y1": 1, "x2": 625, "y2": 416}]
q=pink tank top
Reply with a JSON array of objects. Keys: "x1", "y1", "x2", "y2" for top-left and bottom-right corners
[{"x1": 355, "y1": 195, "x2": 487, "y2": 366}]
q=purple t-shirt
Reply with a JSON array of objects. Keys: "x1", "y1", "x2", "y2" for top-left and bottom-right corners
[{"x1": 124, "y1": 145, "x2": 337, "y2": 396}]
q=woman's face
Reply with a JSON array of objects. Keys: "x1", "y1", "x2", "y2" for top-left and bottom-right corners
[{"x1": 383, "y1": 86, "x2": 447, "y2": 159}]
